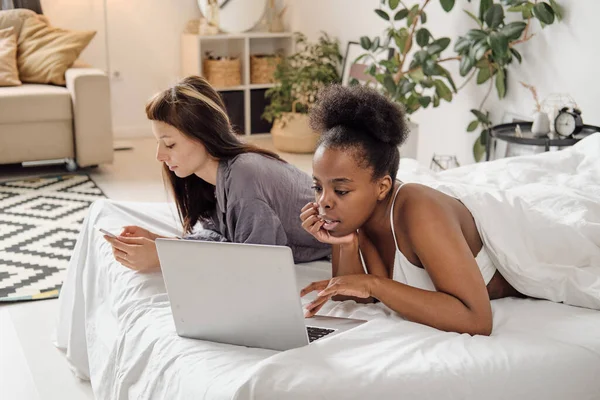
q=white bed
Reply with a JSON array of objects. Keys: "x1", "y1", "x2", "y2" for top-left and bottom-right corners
[{"x1": 56, "y1": 134, "x2": 600, "y2": 400}]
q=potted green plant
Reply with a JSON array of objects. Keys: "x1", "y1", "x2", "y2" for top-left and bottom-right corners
[
  {"x1": 262, "y1": 32, "x2": 342, "y2": 153},
  {"x1": 356, "y1": 0, "x2": 563, "y2": 161}
]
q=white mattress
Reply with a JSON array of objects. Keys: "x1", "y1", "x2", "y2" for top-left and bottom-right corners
[{"x1": 56, "y1": 136, "x2": 600, "y2": 400}]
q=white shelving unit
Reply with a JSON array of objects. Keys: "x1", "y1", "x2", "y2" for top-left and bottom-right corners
[{"x1": 181, "y1": 31, "x2": 294, "y2": 135}]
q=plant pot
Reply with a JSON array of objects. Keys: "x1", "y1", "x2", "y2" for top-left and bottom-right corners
[{"x1": 271, "y1": 112, "x2": 319, "y2": 153}]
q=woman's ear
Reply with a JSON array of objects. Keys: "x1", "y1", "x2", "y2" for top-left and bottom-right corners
[{"x1": 377, "y1": 176, "x2": 394, "y2": 201}]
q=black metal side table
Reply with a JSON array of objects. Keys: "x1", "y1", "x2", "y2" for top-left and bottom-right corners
[{"x1": 485, "y1": 122, "x2": 598, "y2": 161}]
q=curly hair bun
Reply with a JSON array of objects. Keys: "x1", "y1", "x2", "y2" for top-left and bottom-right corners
[{"x1": 309, "y1": 84, "x2": 409, "y2": 147}]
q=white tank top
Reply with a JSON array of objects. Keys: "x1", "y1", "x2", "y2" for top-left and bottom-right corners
[{"x1": 390, "y1": 183, "x2": 497, "y2": 291}]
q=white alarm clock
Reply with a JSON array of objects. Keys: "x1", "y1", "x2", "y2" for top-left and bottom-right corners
[{"x1": 554, "y1": 107, "x2": 583, "y2": 138}]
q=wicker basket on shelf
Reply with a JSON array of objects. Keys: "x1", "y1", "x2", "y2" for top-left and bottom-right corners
[
  {"x1": 203, "y1": 56, "x2": 241, "y2": 88},
  {"x1": 250, "y1": 54, "x2": 281, "y2": 84}
]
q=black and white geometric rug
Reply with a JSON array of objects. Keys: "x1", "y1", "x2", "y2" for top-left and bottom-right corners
[{"x1": 0, "y1": 175, "x2": 107, "y2": 302}]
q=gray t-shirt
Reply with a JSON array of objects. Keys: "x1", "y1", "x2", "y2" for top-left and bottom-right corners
[{"x1": 185, "y1": 153, "x2": 331, "y2": 263}]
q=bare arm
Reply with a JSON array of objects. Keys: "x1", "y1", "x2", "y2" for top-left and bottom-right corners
[
  {"x1": 370, "y1": 198, "x2": 493, "y2": 335},
  {"x1": 305, "y1": 197, "x2": 493, "y2": 335}
]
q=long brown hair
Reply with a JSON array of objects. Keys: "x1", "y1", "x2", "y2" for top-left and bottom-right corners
[{"x1": 146, "y1": 75, "x2": 282, "y2": 234}]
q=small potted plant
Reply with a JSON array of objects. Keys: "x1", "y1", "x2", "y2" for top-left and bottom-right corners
[{"x1": 262, "y1": 33, "x2": 342, "y2": 153}]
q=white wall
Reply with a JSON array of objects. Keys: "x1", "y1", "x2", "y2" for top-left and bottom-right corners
[
  {"x1": 291, "y1": 0, "x2": 600, "y2": 165},
  {"x1": 42, "y1": 0, "x2": 202, "y2": 138}
]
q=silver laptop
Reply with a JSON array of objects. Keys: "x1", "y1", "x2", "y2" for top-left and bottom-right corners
[{"x1": 155, "y1": 239, "x2": 366, "y2": 351}]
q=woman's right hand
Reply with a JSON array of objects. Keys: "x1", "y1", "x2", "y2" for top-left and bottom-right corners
[
  {"x1": 300, "y1": 202, "x2": 357, "y2": 245},
  {"x1": 119, "y1": 225, "x2": 160, "y2": 241}
]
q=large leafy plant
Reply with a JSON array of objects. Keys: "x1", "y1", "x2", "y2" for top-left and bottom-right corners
[
  {"x1": 262, "y1": 33, "x2": 342, "y2": 124},
  {"x1": 358, "y1": 0, "x2": 563, "y2": 161}
]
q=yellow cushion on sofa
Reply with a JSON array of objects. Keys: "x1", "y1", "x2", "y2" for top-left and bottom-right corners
[
  {"x1": 0, "y1": 27, "x2": 20, "y2": 86},
  {"x1": 17, "y1": 16, "x2": 95, "y2": 86},
  {"x1": 0, "y1": 9, "x2": 38, "y2": 37}
]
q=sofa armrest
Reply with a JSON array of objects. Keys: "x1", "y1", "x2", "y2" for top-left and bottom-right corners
[{"x1": 65, "y1": 68, "x2": 114, "y2": 167}]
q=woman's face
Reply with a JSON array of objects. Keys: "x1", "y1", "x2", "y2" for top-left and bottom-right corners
[
  {"x1": 311, "y1": 145, "x2": 390, "y2": 237},
  {"x1": 152, "y1": 121, "x2": 214, "y2": 178}
]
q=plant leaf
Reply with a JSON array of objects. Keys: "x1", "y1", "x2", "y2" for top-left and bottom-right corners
[
  {"x1": 437, "y1": 65, "x2": 457, "y2": 92},
  {"x1": 428, "y1": 38, "x2": 451, "y2": 55},
  {"x1": 418, "y1": 96, "x2": 432, "y2": 107},
  {"x1": 423, "y1": 59, "x2": 438, "y2": 76},
  {"x1": 394, "y1": 9, "x2": 409, "y2": 21},
  {"x1": 507, "y1": 5, "x2": 524, "y2": 13},
  {"x1": 408, "y1": 67, "x2": 425, "y2": 82},
  {"x1": 433, "y1": 95, "x2": 440, "y2": 107},
  {"x1": 473, "y1": 132, "x2": 486, "y2": 162},
  {"x1": 500, "y1": 21, "x2": 527, "y2": 41},
  {"x1": 434, "y1": 79, "x2": 453, "y2": 102},
  {"x1": 479, "y1": 0, "x2": 493, "y2": 21},
  {"x1": 407, "y1": 5, "x2": 420, "y2": 26},
  {"x1": 549, "y1": 0, "x2": 563, "y2": 21},
  {"x1": 464, "y1": 10, "x2": 483, "y2": 27},
  {"x1": 389, "y1": 0, "x2": 400, "y2": 11},
  {"x1": 406, "y1": 94, "x2": 421, "y2": 112},
  {"x1": 470, "y1": 109, "x2": 490, "y2": 124},
  {"x1": 395, "y1": 29, "x2": 411, "y2": 54},
  {"x1": 371, "y1": 36, "x2": 381, "y2": 51},
  {"x1": 400, "y1": 79, "x2": 416, "y2": 95},
  {"x1": 383, "y1": 74, "x2": 397, "y2": 95},
  {"x1": 510, "y1": 48, "x2": 522, "y2": 63},
  {"x1": 459, "y1": 55, "x2": 475, "y2": 76},
  {"x1": 484, "y1": 4, "x2": 505, "y2": 29},
  {"x1": 533, "y1": 2, "x2": 555, "y2": 25},
  {"x1": 469, "y1": 39, "x2": 489, "y2": 61},
  {"x1": 467, "y1": 120, "x2": 479, "y2": 132},
  {"x1": 466, "y1": 29, "x2": 488, "y2": 41},
  {"x1": 495, "y1": 68, "x2": 506, "y2": 98},
  {"x1": 421, "y1": 78, "x2": 435, "y2": 88},
  {"x1": 522, "y1": 3, "x2": 534, "y2": 19},
  {"x1": 360, "y1": 36, "x2": 372, "y2": 50},
  {"x1": 416, "y1": 28, "x2": 431, "y2": 47},
  {"x1": 375, "y1": 9, "x2": 391, "y2": 21},
  {"x1": 504, "y1": 0, "x2": 529, "y2": 6},
  {"x1": 440, "y1": 0, "x2": 455, "y2": 12},
  {"x1": 421, "y1": 11, "x2": 428, "y2": 23},
  {"x1": 454, "y1": 37, "x2": 471, "y2": 53},
  {"x1": 488, "y1": 31, "x2": 509, "y2": 58},
  {"x1": 413, "y1": 49, "x2": 428, "y2": 64},
  {"x1": 476, "y1": 66, "x2": 492, "y2": 84}
]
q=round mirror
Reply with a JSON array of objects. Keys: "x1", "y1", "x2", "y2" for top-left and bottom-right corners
[{"x1": 197, "y1": 0, "x2": 267, "y2": 33}]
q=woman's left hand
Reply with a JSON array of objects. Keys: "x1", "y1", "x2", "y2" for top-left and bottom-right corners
[
  {"x1": 300, "y1": 275, "x2": 378, "y2": 317},
  {"x1": 103, "y1": 235, "x2": 160, "y2": 273}
]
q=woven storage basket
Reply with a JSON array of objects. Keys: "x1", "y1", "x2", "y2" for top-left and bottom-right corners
[
  {"x1": 203, "y1": 57, "x2": 241, "y2": 88},
  {"x1": 270, "y1": 103, "x2": 319, "y2": 153},
  {"x1": 250, "y1": 55, "x2": 281, "y2": 84}
]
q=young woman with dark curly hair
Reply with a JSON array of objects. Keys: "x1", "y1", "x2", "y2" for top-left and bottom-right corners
[{"x1": 299, "y1": 85, "x2": 522, "y2": 336}]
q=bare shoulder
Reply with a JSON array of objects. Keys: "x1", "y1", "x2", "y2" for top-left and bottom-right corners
[{"x1": 394, "y1": 183, "x2": 460, "y2": 236}]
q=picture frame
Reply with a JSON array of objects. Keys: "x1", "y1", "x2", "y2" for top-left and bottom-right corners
[{"x1": 341, "y1": 41, "x2": 394, "y2": 87}]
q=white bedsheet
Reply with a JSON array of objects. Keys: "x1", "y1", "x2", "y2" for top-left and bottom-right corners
[
  {"x1": 56, "y1": 135, "x2": 600, "y2": 400},
  {"x1": 399, "y1": 134, "x2": 600, "y2": 309}
]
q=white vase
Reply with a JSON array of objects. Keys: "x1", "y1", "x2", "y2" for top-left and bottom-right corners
[{"x1": 531, "y1": 111, "x2": 550, "y2": 137}]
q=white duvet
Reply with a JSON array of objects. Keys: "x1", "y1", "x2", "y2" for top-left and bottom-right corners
[{"x1": 56, "y1": 134, "x2": 600, "y2": 400}]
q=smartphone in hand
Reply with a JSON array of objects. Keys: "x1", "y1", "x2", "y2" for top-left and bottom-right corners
[{"x1": 96, "y1": 226, "x2": 117, "y2": 239}]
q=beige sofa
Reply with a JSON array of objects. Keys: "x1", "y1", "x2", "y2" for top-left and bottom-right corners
[{"x1": 0, "y1": 11, "x2": 113, "y2": 170}]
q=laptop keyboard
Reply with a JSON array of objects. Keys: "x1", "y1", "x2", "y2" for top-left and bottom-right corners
[{"x1": 306, "y1": 326, "x2": 335, "y2": 343}]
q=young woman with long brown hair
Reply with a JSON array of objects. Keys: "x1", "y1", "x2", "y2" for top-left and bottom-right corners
[{"x1": 104, "y1": 76, "x2": 330, "y2": 271}]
